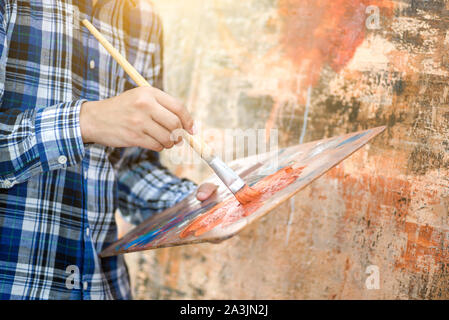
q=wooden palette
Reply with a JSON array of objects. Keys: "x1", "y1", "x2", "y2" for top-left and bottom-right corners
[{"x1": 100, "y1": 126, "x2": 386, "y2": 257}]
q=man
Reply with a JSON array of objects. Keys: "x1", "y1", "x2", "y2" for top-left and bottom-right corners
[{"x1": 0, "y1": 0, "x2": 216, "y2": 299}]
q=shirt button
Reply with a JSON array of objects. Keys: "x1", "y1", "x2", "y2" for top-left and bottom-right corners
[
  {"x1": 83, "y1": 281, "x2": 88, "y2": 290},
  {"x1": 89, "y1": 60, "x2": 95, "y2": 70},
  {"x1": 86, "y1": 227, "x2": 90, "y2": 237},
  {"x1": 3, "y1": 180, "x2": 13, "y2": 188},
  {"x1": 58, "y1": 155, "x2": 67, "y2": 165}
]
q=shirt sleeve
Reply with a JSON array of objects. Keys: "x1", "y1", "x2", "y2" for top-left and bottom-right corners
[
  {"x1": 0, "y1": 4, "x2": 86, "y2": 189},
  {"x1": 111, "y1": 148, "x2": 196, "y2": 226}
]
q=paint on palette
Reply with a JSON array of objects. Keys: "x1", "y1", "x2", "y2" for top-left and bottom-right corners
[
  {"x1": 117, "y1": 201, "x2": 218, "y2": 252},
  {"x1": 336, "y1": 132, "x2": 369, "y2": 148},
  {"x1": 100, "y1": 127, "x2": 386, "y2": 257},
  {"x1": 180, "y1": 165, "x2": 305, "y2": 238},
  {"x1": 234, "y1": 185, "x2": 262, "y2": 205}
]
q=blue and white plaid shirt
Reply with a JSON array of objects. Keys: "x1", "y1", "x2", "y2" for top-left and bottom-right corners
[{"x1": 0, "y1": 0, "x2": 196, "y2": 299}]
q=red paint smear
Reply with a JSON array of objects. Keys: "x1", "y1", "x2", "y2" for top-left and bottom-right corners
[
  {"x1": 396, "y1": 222, "x2": 449, "y2": 273},
  {"x1": 234, "y1": 184, "x2": 262, "y2": 205},
  {"x1": 278, "y1": 0, "x2": 394, "y2": 86},
  {"x1": 180, "y1": 165, "x2": 305, "y2": 239},
  {"x1": 326, "y1": 166, "x2": 449, "y2": 273},
  {"x1": 326, "y1": 166, "x2": 411, "y2": 228}
]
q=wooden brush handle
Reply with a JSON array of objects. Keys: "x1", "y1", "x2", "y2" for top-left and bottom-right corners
[
  {"x1": 82, "y1": 19, "x2": 216, "y2": 162},
  {"x1": 180, "y1": 130, "x2": 215, "y2": 162},
  {"x1": 82, "y1": 19, "x2": 148, "y2": 87}
]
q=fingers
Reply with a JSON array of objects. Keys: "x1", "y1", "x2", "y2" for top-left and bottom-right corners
[
  {"x1": 122, "y1": 87, "x2": 193, "y2": 151},
  {"x1": 135, "y1": 135, "x2": 164, "y2": 152},
  {"x1": 196, "y1": 183, "x2": 218, "y2": 201},
  {"x1": 150, "y1": 103, "x2": 183, "y2": 143},
  {"x1": 143, "y1": 120, "x2": 175, "y2": 149},
  {"x1": 153, "y1": 88, "x2": 194, "y2": 134}
]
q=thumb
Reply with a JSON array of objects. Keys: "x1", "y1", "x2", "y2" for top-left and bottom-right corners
[{"x1": 196, "y1": 183, "x2": 218, "y2": 201}]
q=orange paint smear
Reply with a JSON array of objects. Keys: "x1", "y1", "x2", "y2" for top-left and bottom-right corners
[
  {"x1": 396, "y1": 222, "x2": 449, "y2": 273},
  {"x1": 180, "y1": 165, "x2": 305, "y2": 239},
  {"x1": 326, "y1": 165, "x2": 412, "y2": 228},
  {"x1": 325, "y1": 166, "x2": 449, "y2": 273},
  {"x1": 278, "y1": 0, "x2": 394, "y2": 87},
  {"x1": 234, "y1": 185, "x2": 262, "y2": 205}
]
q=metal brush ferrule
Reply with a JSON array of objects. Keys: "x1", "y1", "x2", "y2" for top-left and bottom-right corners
[{"x1": 209, "y1": 157, "x2": 245, "y2": 194}]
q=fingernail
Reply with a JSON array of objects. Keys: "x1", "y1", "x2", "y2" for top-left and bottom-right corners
[
  {"x1": 197, "y1": 192, "x2": 206, "y2": 199},
  {"x1": 191, "y1": 121, "x2": 198, "y2": 135},
  {"x1": 175, "y1": 138, "x2": 184, "y2": 147}
]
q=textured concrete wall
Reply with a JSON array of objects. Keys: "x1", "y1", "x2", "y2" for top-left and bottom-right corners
[{"x1": 122, "y1": 0, "x2": 449, "y2": 299}]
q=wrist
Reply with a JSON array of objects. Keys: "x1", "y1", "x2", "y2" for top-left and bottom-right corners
[{"x1": 80, "y1": 100, "x2": 97, "y2": 144}]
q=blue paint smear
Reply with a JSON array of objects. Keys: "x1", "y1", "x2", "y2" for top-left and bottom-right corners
[
  {"x1": 336, "y1": 131, "x2": 369, "y2": 148},
  {"x1": 118, "y1": 201, "x2": 218, "y2": 251}
]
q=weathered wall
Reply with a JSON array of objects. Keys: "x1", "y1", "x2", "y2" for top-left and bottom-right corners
[{"x1": 122, "y1": 0, "x2": 449, "y2": 299}]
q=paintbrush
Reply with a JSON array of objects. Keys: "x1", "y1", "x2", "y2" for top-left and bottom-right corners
[{"x1": 82, "y1": 19, "x2": 260, "y2": 204}]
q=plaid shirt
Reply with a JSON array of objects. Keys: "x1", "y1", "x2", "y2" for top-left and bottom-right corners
[{"x1": 0, "y1": 0, "x2": 195, "y2": 299}]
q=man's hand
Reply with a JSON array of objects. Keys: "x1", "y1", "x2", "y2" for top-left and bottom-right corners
[
  {"x1": 80, "y1": 87, "x2": 194, "y2": 151},
  {"x1": 196, "y1": 183, "x2": 218, "y2": 201}
]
